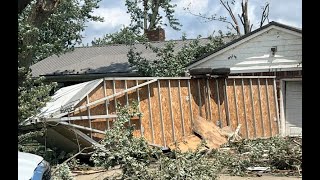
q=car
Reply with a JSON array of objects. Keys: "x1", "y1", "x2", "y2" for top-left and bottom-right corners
[{"x1": 18, "y1": 151, "x2": 51, "y2": 180}]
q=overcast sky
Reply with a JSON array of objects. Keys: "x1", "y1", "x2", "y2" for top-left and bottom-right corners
[{"x1": 81, "y1": 0, "x2": 302, "y2": 45}]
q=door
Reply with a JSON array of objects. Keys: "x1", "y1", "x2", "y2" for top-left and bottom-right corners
[{"x1": 285, "y1": 81, "x2": 302, "y2": 136}]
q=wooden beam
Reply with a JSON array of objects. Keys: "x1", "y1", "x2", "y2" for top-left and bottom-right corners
[
  {"x1": 178, "y1": 80, "x2": 185, "y2": 137},
  {"x1": 257, "y1": 78, "x2": 265, "y2": 137},
  {"x1": 72, "y1": 79, "x2": 158, "y2": 114},
  {"x1": 60, "y1": 122, "x2": 105, "y2": 134},
  {"x1": 241, "y1": 78, "x2": 249, "y2": 138},
  {"x1": 147, "y1": 84, "x2": 155, "y2": 143},
  {"x1": 157, "y1": 80, "x2": 166, "y2": 146},
  {"x1": 168, "y1": 80, "x2": 176, "y2": 142},
  {"x1": 46, "y1": 114, "x2": 118, "y2": 122},
  {"x1": 249, "y1": 79, "x2": 257, "y2": 138}
]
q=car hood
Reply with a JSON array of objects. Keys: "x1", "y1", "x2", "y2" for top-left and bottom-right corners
[{"x1": 18, "y1": 152, "x2": 43, "y2": 180}]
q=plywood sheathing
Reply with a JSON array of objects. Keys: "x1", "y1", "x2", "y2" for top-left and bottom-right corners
[
  {"x1": 169, "y1": 80, "x2": 184, "y2": 142},
  {"x1": 226, "y1": 79, "x2": 238, "y2": 131},
  {"x1": 218, "y1": 78, "x2": 227, "y2": 128},
  {"x1": 251, "y1": 79, "x2": 263, "y2": 137},
  {"x1": 138, "y1": 80, "x2": 153, "y2": 142},
  {"x1": 267, "y1": 79, "x2": 279, "y2": 135},
  {"x1": 259, "y1": 79, "x2": 271, "y2": 137},
  {"x1": 243, "y1": 79, "x2": 254, "y2": 139},
  {"x1": 233, "y1": 79, "x2": 247, "y2": 138},
  {"x1": 180, "y1": 80, "x2": 193, "y2": 138},
  {"x1": 150, "y1": 81, "x2": 163, "y2": 145},
  {"x1": 208, "y1": 78, "x2": 220, "y2": 126},
  {"x1": 67, "y1": 77, "x2": 279, "y2": 148}
]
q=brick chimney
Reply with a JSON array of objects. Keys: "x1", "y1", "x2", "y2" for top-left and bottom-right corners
[{"x1": 144, "y1": 27, "x2": 165, "y2": 41}]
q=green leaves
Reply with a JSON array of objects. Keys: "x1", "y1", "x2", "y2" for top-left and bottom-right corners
[
  {"x1": 92, "y1": 26, "x2": 148, "y2": 46},
  {"x1": 128, "y1": 32, "x2": 227, "y2": 77},
  {"x1": 125, "y1": 0, "x2": 182, "y2": 32},
  {"x1": 18, "y1": 0, "x2": 103, "y2": 67}
]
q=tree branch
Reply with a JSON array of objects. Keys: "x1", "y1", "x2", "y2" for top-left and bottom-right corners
[
  {"x1": 260, "y1": 3, "x2": 270, "y2": 27},
  {"x1": 148, "y1": 0, "x2": 160, "y2": 30},
  {"x1": 18, "y1": 0, "x2": 33, "y2": 14}
]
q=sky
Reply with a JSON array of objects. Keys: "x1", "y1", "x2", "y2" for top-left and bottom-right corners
[{"x1": 80, "y1": 0, "x2": 302, "y2": 45}]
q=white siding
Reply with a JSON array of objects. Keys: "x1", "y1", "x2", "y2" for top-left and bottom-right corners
[
  {"x1": 195, "y1": 28, "x2": 302, "y2": 73},
  {"x1": 285, "y1": 81, "x2": 302, "y2": 136}
]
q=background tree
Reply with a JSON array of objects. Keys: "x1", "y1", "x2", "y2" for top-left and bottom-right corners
[
  {"x1": 125, "y1": 0, "x2": 182, "y2": 33},
  {"x1": 19, "y1": 0, "x2": 103, "y2": 69},
  {"x1": 185, "y1": 0, "x2": 270, "y2": 35},
  {"x1": 18, "y1": 0, "x2": 102, "y2": 154},
  {"x1": 128, "y1": 32, "x2": 231, "y2": 77},
  {"x1": 91, "y1": 26, "x2": 148, "y2": 46}
]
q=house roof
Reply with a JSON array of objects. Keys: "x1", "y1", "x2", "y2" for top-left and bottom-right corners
[
  {"x1": 30, "y1": 37, "x2": 234, "y2": 77},
  {"x1": 187, "y1": 21, "x2": 302, "y2": 69}
]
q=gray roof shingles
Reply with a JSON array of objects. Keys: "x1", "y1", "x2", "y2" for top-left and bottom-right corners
[{"x1": 31, "y1": 38, "x2": 218, "y2": 77}]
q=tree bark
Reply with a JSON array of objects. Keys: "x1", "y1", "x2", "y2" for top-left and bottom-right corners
[
  {"x1": 241, "y1": 0, "x2": 250, "y2": 34},
  {"x1": 148, "y1": 0, "x2": 160, "y2": 30},
  {"x1": 18, "y1": 0, "x2": 33, "y2": 14}
]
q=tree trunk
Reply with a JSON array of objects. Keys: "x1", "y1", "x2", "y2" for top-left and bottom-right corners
[
  {"x1": 18, "y1": 0, "x2": 33, "y2": 14},
  {"x1": 143, "y1": 0, "x2": 148, "y2": 30},
  {"x1": 241, "y1": 0, "x2": 250, "y2": 34},
  {"x1": 148, "y1": 0, "x2": 160, "y2": 30},
  {"x1": 18, "y1": 0, "x2": 61, "y2": 69}
]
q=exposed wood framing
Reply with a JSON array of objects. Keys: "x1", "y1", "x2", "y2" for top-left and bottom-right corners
[
  {"x1": 47, "y1": 114, "x2": 118, "y2": 122},
  {"x1": 241, "y1": 78, "x2": 249, "y2": 138},
  {"x1": 103, "y1": 78, "x2": 110, "y2": 129},
  {"x1": 229, "y1": 76, "x2": 276, "y2": 79},
  {"x1": 112, "y1": 80, "x2": 117, "y2": 112},
  {"x1": 86, "y1": 95, "x2": 92, "y2": 138},
  {"x1": 206, "y1": 79, "x2": 212, "y2": 122},
  {"x1": 273, "y1": 79, "x2": 280, "y2": 135},
  {"x1": 125, "y1": 80, "x2": 130, "y2": 126},
  {"x1": 233, "y1": 79, "x2": 240, "y2": 126},
  {"x1": 257, "y1": 78, "x2": 265, "y2": 137},
  {"x1": 178, "y1": 80, "x2": 185, "y2": 137},
  {"x1": 265, "y1": 79, "x2": 273, "y2": 136},
  {"x1": 147, "y1": 84, "x2": 155, "y2": 143},
  {"x1": 249, "y1": 79, "x2": 257, "y2": 138},
  {"x1": 224, "y1": 79, "x2": 231, "y2": 127},
  {"x1": 60, "y1": 122, "x2": 105, "y2": 134},
  {"x1": 157, "y1": 80, "x2": 166, "y2": 146},
  {"x1": 187, "y1": 80, "x2": 194, "y2": 126},
  {"x1": 168, "y1": 80, "x2": 176, "y2": 142},
  {"x1": 136, "y1": 80, "x2": 143, "y2": 136},
  {"x1": 72, "y1": 79, "x2": 158, "y2": 114},
  {"x1": 215, "y1": 79, "x2": 222, "y2": 127},
  {"x1": 197, "y1": 79, "x2": 202, "y2": 116}
]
